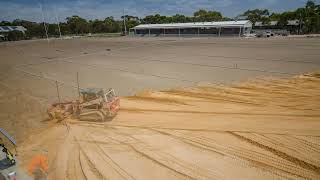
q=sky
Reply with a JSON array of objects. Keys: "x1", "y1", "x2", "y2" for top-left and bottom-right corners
[{"x1": 0, "y1": 0, "x2": 319, "y2": 22}]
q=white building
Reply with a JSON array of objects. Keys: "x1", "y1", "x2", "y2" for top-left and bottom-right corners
[
  {"x1": 0, "y1": 26, "x2": 27, "y2": 33},
  {"x1": 130, "y1": 20, "x2": 252, "y2": 37}
]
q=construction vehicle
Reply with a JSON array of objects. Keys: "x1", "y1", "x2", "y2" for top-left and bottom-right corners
[
  {"x1": 0, "y1": 128, "x2": 17, "y2": 180},
  {"x1": 0, "y1": 129, "x2": 16, "y2": 166},
  {"x1": 0, "y1": 144, "x2": 15, "y2": 166},
  {"x1": 47, "y1": 88, "x2": 120, "y2": 121},
  {"x1": 1, "y1": 128, "x2": 36, "y2": 179}
]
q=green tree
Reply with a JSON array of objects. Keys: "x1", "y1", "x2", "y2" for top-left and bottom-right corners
[
  {"x1": 122, "y1": 15, "x2": 139, "y2": 30},
  {"x1": 171, "y1": 14, "x2": 189, "y2": 23},
  {"x1": 7, "y1": 31, "x2": 24, "y2": 41},
  {"x1": 304, "y1": 0, "x2": 320, "y2": 33},
  {"x1": 242, "y1": 9, "x2": 270, "y2": 24},
  {"x1": 90, "y1": 19, "x2": 107, "y2": 33},
  {"x1": 194, "y1": 9, "x2": 223, "y2": 22},
  {"x1": 142, "y1": 14, "x2": 169, "y2": 24},
  {"x1": 66, "y1": 15, "x2": 90, "y2": 34}
]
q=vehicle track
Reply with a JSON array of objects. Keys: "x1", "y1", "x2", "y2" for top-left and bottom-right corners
[
  {"x1": 238, "y1": 133, "x2": 320, "y2": 166},
  {"x1": 78, "y1": 131, "x2": 136, "y2": 180},
  {"x1": 230, "y1": 132, "x2": 320, "y2": 174},
  {"x1": 79, "y1": 149, "x2": 104, "y2": 179},
  {"x1": 66, "y1": 142, "x2": 87, "y2": 180},
  {"x1": 153, "y1": 128, "x2": 316, "y2": 179},
  {"x1": 90, "y1": 126, "x2": 227, "y2": 179}
]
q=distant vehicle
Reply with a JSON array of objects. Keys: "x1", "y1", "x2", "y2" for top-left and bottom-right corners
[
  {"x1": 265, "y1": 31, "x2": 274, "y2": 37},
  {"x1": 256, "y1": 31, "x2": 274, "y2": 38},
  {"x1": 244, "y1": 33, "x2": 257, "y2": 38}
]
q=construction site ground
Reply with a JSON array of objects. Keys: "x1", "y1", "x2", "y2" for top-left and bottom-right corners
[{"x1": 0, "y1": 37, "x2": 319, "y2": 179}]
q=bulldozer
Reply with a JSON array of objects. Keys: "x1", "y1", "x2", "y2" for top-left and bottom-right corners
[{"x1": 47, "y1": 88, "x2": 120, "y2": 121}]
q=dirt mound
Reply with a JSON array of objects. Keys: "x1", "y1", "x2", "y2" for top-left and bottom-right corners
[
  {"x1": 16, "y1": 72, "x2": 320, "y2": 179},
  {"x1": 120, "y1": 72, "x2": 320, "y2": 129}
]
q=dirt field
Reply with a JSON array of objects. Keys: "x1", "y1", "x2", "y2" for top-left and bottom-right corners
[{"x1": 0, "y1": 37, "x2": 320, "y2": 179}]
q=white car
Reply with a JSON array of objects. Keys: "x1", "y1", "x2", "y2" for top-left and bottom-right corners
[
  {"x1": 244, "y1": 33, "x2": 257, "y2": 38},
  {"x1": 264, "y1": 31, "x2": 274, "y2": 37}
]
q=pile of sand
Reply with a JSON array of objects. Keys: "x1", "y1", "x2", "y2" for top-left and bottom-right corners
[{"x1": 15, "y1": 72, "x2": 320, "y2": 180}]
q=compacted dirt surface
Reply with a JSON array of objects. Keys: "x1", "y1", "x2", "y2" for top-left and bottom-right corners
[
  {"x1": 17, "y1": 72, "x2": 320, "y2": 180},
  {"x1": 0, "y1": 37, "x2": 319, "y2": 179}
]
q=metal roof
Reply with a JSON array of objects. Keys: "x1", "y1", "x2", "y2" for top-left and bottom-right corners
[
  {"x1": 0, "y1": 26, "x2": 27, "y2": 33},
  {"x1": 132, "y1": 20, "x2": 252, "y2": 29}
]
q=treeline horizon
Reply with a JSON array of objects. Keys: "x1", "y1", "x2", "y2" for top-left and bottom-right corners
[{"x1": 0, "y1": 0, "x2": 319, "y2": 40}]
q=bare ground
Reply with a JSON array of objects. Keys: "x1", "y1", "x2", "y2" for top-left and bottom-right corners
[
  {"x1": 16, "y1": 72, "x2": 320, "y2": 180},
  {"x1": 0, "y1": 37, "x2": 320, "y2": 179}
]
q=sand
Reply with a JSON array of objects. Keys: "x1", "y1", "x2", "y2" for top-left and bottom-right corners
[
  {"x1": 0, "y1": 37, "x2": 319, "y2": 179},
  {"x1": 15, "y1": 72, "x2": 320, "y2": 180}
]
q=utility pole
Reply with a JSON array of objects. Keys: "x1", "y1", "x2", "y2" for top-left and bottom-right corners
[
  {"x1": 54, "y1": 6, "x2": 62, "y2": 39},
  {"x1": 55, "y1": 81, "x2": 61, "y2": 104},
  {"x1": 123, "y1": 9, "x2": 127, "y2": 36},
  {"x1": 77, "y1": 72, "x2": 81, "y2": 99},
  {"x1": 39, "y1": 3, "x2": 49, "y2": 43},
  {"x1": 299, "y1": 12, "x2": 303, "y2": 35}
]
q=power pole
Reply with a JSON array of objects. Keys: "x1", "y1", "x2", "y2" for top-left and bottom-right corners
[
  {"x1": 39, "y1": 3, "x2": 49, "y2": 43},
  {"x1": 123, "y1": 9, "x2": 127, "y2": 35},
  {"x1": 55, "y1": 81, "x2": 61, "y2": 104},
  {"x1": 54, "y1": 6, "x2": 62, "y2": 39},
  {"x1": 299, "y1": 12, "x2": 304, "y2": 35},
  {"x1": 77, "y1": 72, "x2": 81, "y2": 99}
]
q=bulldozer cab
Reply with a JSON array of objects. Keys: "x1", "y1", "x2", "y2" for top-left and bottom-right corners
[
  {"x1": 80, "y1": 88, "x2": 116, "y2": 103},
  {"x1": 104, "y1": 89, "x2": 116, "y2": 102},
  {"x1": 80, "y1": 88, "x2": 104, "y2": 102}
]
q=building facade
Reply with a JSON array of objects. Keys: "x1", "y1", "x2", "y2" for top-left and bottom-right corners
[{"x1": 130, "y1": 20, "x2": 252, "y2": 37}]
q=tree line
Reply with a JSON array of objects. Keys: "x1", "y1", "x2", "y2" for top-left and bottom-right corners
[
  {"x1": 241, "y1": 1, "x2": 320, "y2": 33},
  {"x1": 0, "y1": 0, "x2": 319, "y2": 40}
]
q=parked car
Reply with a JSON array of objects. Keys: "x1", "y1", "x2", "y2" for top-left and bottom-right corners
[
  {"x1": 256, "y1": 31, "x2": 274, "y2": 38},
  {"x1": 265, "y1": 31, "x2": 274, "y2": 37}
]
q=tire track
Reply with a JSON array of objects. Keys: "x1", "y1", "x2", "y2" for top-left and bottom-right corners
[
  {"x1": 150, "y1": 128, "x2": 225, "y2": 156},
  {"x1": 66, "y1": 143, "x2": 87, "y2": 180},
  {"x1": 230, "y1": 132, "x2": 320, "y2": 174},
  {"x1": 255, "y1": 134, "x2": 320, "y2": 164},
  {"x1": 235, "y1": 133, "x2": 320, "y2": 173},
  {"x1": 154, "y1": 128, "x2": 314, "y2": 179},
  {"x1": 78, "y1": 149, "x2": 88, "y2": 180},
  {"x1": 85, "y1": 132, "x2": 136, "y2": 180},
  {"x1": 92, "y1": 127, "x2": 199, "y2": 179},
  {"x1": 293, "y1": 135, "x2": 320, "y2": 147},
  {"x1": 92, "y1": 126, "x2": 226, "y2": 180},
  {"x1": 79, "y1": 149, "x2": 104, "y2": 180}
]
